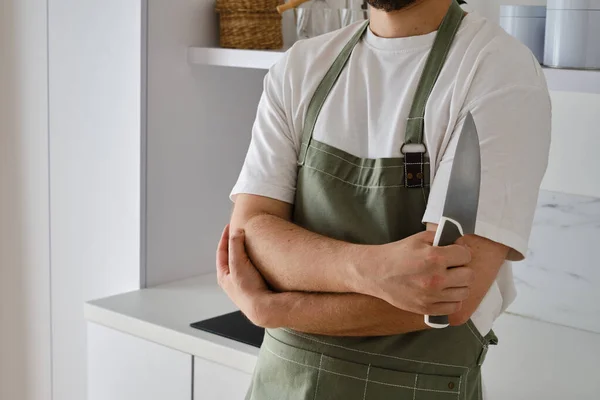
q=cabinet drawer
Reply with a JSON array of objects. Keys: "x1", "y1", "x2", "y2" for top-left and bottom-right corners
[
  {"x1": 88, "y1": 323, "x2": 192, "y2": 400},
  {"x1": 193, "y1": 356, "x2": 252, "y2": 400}
]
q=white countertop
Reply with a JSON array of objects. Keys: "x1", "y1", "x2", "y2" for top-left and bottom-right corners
[
  {"x1": 84, "y1": 273, "x2": 258, "y2": 374},
  {"x1": 86, "y1": 272, "x2": 600, "y2": 397}
]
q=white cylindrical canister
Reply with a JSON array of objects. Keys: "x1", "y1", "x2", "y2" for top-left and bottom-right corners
[
  {"x1": 500, "y1": 5, "x2": 547, "y2": 63},
  {"x1": 545, "y1": 0, "x2": 600, "y2": 69}
]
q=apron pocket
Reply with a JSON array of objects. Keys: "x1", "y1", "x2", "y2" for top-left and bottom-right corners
[
  {"x1": 313, "y1": 354, "x2": 371, "y2": 400},
  {"x1": 314, "y1": 354, "x2": 462, "y2": 400},
  {"x1": 248, "y1": 336, "x2": 321, "y2": 400},
  {"x1": 366, "y1": 365, "x2": 462, "y2": 400}
]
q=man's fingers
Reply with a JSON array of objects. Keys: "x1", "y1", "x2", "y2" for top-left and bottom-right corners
[
  {"x1": 444, "y1": 265, "x2": 475, "y2": 288},
  {"x1": 417, "y1": 230, "x2": 437, "y2": 244},
  {"x1": 229, "y1": 229, "x2": 248, "y2": 277},
  {"x1": 437, "y1": 287, "x2": 470, "y2": 303},
  {"x1": 216, "y1": 225, "x2": 230, "y2": 279},
  {"x1": 435, "y1": 244, "x2": 472, "y2": 267}
]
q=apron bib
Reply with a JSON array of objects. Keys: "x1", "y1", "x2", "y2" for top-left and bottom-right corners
[{"x1": 247, "y1": 2, "x2": 497, "y2": 399}]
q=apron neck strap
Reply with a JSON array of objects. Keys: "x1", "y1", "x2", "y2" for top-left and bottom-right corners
[
  {"x1": 299, "y1": 21, "x2": 369, "y2": 166},
  {"x1": 404, "y1": 0, "x2": 465, "y2": 146}
]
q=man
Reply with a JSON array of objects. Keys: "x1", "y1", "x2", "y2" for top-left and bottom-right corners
[{"x1": 217, "y1": 0, "x2": 551, "y2": 398}]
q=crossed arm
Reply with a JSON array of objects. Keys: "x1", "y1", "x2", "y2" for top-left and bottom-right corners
[{"x1": 222, "y1": 193, "x2": 509, "y2": 337}]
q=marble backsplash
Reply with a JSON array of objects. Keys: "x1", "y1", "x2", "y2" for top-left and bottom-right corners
[{"x1": 508, "y1": 190, "x2": 600, "y2": 333}]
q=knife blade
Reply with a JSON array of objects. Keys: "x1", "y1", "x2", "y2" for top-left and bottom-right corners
[{"x1": 425, "y1": 111, "x2": 481, "y2": 329}]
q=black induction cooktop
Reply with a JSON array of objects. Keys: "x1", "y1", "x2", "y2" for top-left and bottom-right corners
[{"x1": 190, "y1": 311, "x2": 265, "y2": 348}]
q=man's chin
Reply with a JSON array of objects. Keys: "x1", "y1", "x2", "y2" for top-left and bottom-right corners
[{"x1": 367, "y1": 0, "x2": 418, "y2": 12}]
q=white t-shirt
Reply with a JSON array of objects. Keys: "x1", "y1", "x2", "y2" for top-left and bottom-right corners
[{"x1": 231, "y1": 13, "x2": 552, "y2": 336}]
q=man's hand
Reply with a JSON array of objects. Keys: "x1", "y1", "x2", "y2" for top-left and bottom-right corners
[
  {"x1": 216, "y1": 225, "x2": 278, "y2": 328},
  {"x1": 354, "y1": 230, "x2": 475, "y2": 317}
]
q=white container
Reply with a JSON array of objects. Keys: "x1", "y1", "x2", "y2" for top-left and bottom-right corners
[
  {"x1": 545, "y1": 0, "x2": 600, "y2": 69},
  {"x1": 500, "y1": 5, "x2": 547, "y2": 63},
  {"x1": 294, "y1": 8, "x2": 340, "y2": 40}
]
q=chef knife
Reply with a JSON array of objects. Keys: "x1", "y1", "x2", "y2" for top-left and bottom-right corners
[{"x1": 425, "y1": 111, "x2": 481, "y2": 329}]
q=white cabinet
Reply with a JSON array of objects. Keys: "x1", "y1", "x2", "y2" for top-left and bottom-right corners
[
  {"x1": 194, "y1": 356, "x2": 253, "y2": 400},
  {"x1": 87, "y1": 322, "x2": 256, "y2": 400},
  {"x1": 87, "y1": 323, "x2": 192, "y2": 400}
]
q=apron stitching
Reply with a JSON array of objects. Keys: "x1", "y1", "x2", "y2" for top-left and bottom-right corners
[
  {"x1": 308, "y1": 144, "x2": 430, "y2": 169},
  {"x1": 362, "y1": 364, "x2": 371, "y2": 400},
  {"x1": 406, "y1": 117, "x2": 425, "y2": 120},
  {"x1": 370, "y1": 380, "x2": 458, "y2": 394},
  {"x1": 420, "y1": 141, "x2": 427, "y2": 200},
  {"x1": 265, "y1": 345, "x2": 460, "y2": 395},
  {"x1": 465, "y1": 323, "x2": 486, "y2": 347},
  {"x1": 313, "y1": 354, "x2": 323, "y2": 400},
  {"x1": 303, "y1": 165, "x2": 416, "y2": 189},
  {"x1": 357, "y1": 158, "x2": 365, "y2": 184},
  {"x1": 457, "y1": 374, "x2": 463, "y2": 400},
  {"x1": 420, "y1": 152, "x2": 424, "y2": 188},
  {"x1": 404, "y1": 157, "x2": 408, "y2": 187},
  {"x1": 464, "y1": 369, "x2": 469, "y2": 400},
  {"x1": 265, "y1": 346, "x2": 362, "y2": 381},
  {"x1": 413, "y1": 374, "x2": 419, "y2": 400},
  {"x1": 281, "y1": 329, "x2": 467, "y2": 369}
]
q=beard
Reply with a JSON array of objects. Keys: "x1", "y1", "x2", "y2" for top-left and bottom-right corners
[{"x1": 366, "y1": 0, "x2": 418, "y2": 12}]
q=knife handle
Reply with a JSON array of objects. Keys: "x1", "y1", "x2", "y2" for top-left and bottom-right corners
[{"x1": 424, "y1": 217, "x2": 464, "y2": 329}]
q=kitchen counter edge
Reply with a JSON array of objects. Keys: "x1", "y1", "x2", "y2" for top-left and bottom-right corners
[{"x1": 84, "y1": 273, "x2": 259, "y2": 374}]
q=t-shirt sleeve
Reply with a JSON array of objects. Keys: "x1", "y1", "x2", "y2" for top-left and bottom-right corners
[
  {"x1": 423, "y1": 85, "x2": 552, "y2": 261},
  {"x1": 230, "y1": 53, "x2": 299, "y2": 204}
]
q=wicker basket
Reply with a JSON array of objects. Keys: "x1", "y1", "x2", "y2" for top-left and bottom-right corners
[{"x1": 216, "y1": 0, "x2": 284, "y2": 50}]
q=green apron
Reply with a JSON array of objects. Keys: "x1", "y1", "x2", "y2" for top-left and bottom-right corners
[{"x1": 247, "y1": 2, "x2": 497, "y2": 399}]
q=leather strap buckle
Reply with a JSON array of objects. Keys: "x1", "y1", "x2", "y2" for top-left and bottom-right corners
[{"x1": 401, "y1": 144, "x2": 427, "y2": 188}]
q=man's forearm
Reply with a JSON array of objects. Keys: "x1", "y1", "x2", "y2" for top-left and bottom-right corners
[
  {"x1": 243, "y1": 214, "x2": 365, "y2": 293},
  {"x1": 260, "y1": 291, "x2": 431, "y2": 336}
]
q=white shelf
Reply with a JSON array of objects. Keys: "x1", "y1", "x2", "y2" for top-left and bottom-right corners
[
  {"x1": 188, "y1": 47, "x2": 600, "y2": 94},
  {"x1": 187, "y1": 47, "x2": 284, "y2": 70}
]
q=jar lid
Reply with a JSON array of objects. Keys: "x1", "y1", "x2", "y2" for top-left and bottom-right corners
[
  {"x1": 547, "y1": 0, "x2": 600, "y2": 10},
  {"x1": 500, "y1": 5, "x2": 547, "y2": 18}
]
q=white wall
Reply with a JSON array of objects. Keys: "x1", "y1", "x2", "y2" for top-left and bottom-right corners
[
  {"x1": 0, "y1": 1, "x2": 52, "y2": 399},
  {"x1": 48, "y1": 1, "x2": 143, "y2": 399},
  {"x1": 468, "y1": 0, "x2": 600, "y2": 199},
  {"x1": 145, "y1": 0, "x2": 266, "y2": 286},
  {"x1": 542, "y1": 92, "x2": 600, "y2": 198}
]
